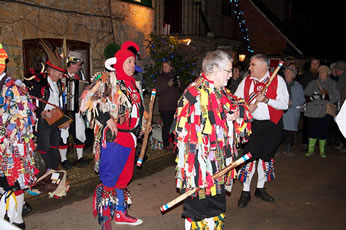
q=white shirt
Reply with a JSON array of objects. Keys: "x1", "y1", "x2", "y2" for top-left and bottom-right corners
[
  {"x1": 235, "y1": 71, "x2": 289, "y2": 120},
  {"x1": 45, "y1": 76, "x2": 60, "y2": 110},
  {"x1": 0, "y1": 72, "x2": 6, "y2": 81}
]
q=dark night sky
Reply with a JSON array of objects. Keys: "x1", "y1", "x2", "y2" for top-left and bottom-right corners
[{"x1": 291, "y1": 1, "x2": 345, "y2": 60}]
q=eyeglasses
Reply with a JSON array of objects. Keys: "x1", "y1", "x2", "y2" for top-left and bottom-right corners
[{"x1": 219, "y1": 67, "x2": 232, "y2": 74}]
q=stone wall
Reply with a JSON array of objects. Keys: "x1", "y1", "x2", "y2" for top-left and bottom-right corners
[{"x1": 0, "y1": 0, "x2": 154, "y2": 78}]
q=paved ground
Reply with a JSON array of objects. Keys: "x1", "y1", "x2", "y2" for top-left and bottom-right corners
[{"x1": 19, "y1": 144, "x2": 346, "y2": 229}]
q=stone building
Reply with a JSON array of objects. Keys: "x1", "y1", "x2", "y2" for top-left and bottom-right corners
[
  {"x1": 0, "y1": 0, "x2": 154, "y2": 79},
  {"x1": 0, "y1": 0, "x2": 304, "y2": 79}
]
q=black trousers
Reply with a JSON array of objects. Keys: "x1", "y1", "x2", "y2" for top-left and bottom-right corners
[
  {"x1": 182, "y1": 187, "x2": 226, "y2": 221},
  {"x1": 37, "y1": 118, "x2": 60, "y2": 169},
  {"x1": 307, "y1": 115, "x2": 333, "y2": 140},
  {"x1": 244, "y1": 119, "x2": 283, "y2": 161},
  {"x1": 160, "y1": 110, "x2": 175, "y2": 147}
]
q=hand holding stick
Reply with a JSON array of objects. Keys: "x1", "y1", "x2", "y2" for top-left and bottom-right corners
[
  {"x1": 136, "y1": 89, "x2": 156, "y2": 167},
  {"x1": 255, "y1": 61, "x2": 284, "y2": 105},
  {"x1": 160, "y1": 152, "x2": 252, "y2": 212}
]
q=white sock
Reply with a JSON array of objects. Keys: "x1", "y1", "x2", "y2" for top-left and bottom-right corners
[
  {"x1": 13, "y1": 193, "x2": 24, "y2": 224},
  {"x1": 257, "y1": 159, "x2": 266, "y2": 188},
  {"x1": 205, "y1": 217, "x2": 215, "y2": 229},
  {"x1": 185, "y1": 219, "x2": 191, "y2": 230},
  {"x1": 76, "y1": 148, "x2": 83, "y2": 160},
  {"x1": 243, "y1": 161, "x2": 256, "y2": 192},
  {"x1": 59, "y1": 148, "x2": 68, "y2": 162}
]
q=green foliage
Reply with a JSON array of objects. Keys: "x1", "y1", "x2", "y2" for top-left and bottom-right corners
[
  {"x1": 104, "y1": 42, "x2": 120, "y2": 59},
  {"x1": 143, "y1": 33, "x2": 197, "y2": 90}
]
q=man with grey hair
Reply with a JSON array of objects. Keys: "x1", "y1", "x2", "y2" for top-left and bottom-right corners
[
  {"x1": 173, "y1": 50, "x2": 252, "y2": 229},
  {"x1": 235, "y1": 54, "x2": 289, "y2": 208}
]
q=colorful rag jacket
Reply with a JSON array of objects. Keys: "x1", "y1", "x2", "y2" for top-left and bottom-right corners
[
  {"x1": 174, "y1": 74, "x2": 253, "y2": 199},
  {"x1": 0, "y1": 75, "x2": 37, "y2": 189},
  {"x1": 79, "y1": 71, "x2": 144, "y2": 160}
]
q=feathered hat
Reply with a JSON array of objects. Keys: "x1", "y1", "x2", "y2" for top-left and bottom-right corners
[{"x1": 39, "y1": 39, "x2": 66, "y2": 73}]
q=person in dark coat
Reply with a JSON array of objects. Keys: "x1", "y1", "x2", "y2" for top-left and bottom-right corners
[{"x1": 155, "y1": 60, "x2": 184, "y2": 150}]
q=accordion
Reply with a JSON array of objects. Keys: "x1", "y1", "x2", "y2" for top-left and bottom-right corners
[{"x1": 65, "y1": 79, "x2": 89, "y2": 112}]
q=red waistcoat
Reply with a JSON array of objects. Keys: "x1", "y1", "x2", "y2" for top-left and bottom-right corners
[{"x1": 244, "y1": 75, "x2": 283, "y2": 124}]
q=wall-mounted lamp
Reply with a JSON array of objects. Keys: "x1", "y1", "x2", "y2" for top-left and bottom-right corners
[
  {"x1": 238, "y1": 53, "x2": 246, "y2": 62},
  {"x1": 186, "y1": 39, "x2": 192, "y2": 46}
]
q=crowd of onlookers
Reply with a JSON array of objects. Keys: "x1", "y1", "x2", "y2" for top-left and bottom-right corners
[{"x1": 226, "y1": 56, "x2": 346, "y2": 158}]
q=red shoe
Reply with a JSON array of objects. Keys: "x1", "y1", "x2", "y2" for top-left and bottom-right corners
[{"x1": 114, "y1": 210, "x2": 143, "y2": 226}]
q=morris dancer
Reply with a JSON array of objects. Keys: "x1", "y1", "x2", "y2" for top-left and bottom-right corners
[
  {"x1": 80, "y1": 42, "x2": 145, "y2": 229},
  {"x1": 235, "y1": 54, "x2": 289, "y2": 208},
  {"x1": 59, "y1": 51, "x2": 88, "y2": 169},
  {"x1": 174, "y1": 50, "x2": 252, "y2": 229},
  {"x1": 0, "y1": 43, "x2": 37, "y2": 229},
  {"x1": 26, "y1": 40, "x2": 68, "y2": 170}
]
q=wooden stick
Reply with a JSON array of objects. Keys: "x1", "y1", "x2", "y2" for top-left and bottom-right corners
[
  {"x1": 255, "y1": 61, "x2": 284, "y2": 105},
  {"x1": 160, "y1": 152, "x2": 252, "y2": 212},
  {"x1": 136, "y1": 89, "x2": 157, "y2": 167}
]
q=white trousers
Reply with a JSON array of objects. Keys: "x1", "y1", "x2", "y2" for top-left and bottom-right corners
[{"x1": 243, "y1": 159, "x2": 266, "y2": 191}]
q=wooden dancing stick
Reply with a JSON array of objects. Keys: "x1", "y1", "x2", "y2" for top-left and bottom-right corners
[
  {"x1": 136, "y1": 89, "x2": 157, "y2": 167},
  {"x1": 255, "y1": 61, "x2": 284, "y2": 105},
  {"x1": 160, "y1": 152, "x2": 252, "y2": 212}
]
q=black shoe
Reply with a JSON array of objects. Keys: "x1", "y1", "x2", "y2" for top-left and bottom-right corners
[
  {"x1": 78, "y1": 157, "x2": 89, "y2": 168},
  {"x1": 13, "y1": 222, "x2": 26, "y2": 230},
  {"x1": 22, "y1": 202, "x2": 32, "y2": 216},
  {"x1": 238, "y1": 191, "x2": 251, "y2": 208},
  {"x1": 61, "y1": 160, "x2": 72, "y2": 170},
  {"x1": 255, "y1": 188, "x2": 275, "y2": 202}
]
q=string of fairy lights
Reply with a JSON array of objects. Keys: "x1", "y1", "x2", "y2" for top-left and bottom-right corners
[{"x1": 231, "y1": 0, "x2": 254, "y2": 53}]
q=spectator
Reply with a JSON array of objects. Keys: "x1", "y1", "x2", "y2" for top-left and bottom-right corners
[
  {"x1": 304, "y1": 65, "x2": 340, "y2": 158},
  {"x1": 300, "y1": 57, "x2": 321, "y2": 150},
  {"x1": 299, "y1": 57, "x2": 320, "y2": 89},
  {"x1": 227, "y1": 63, "x2": 243, "y2": 93},
  {"x1": 155, "y1": 60, "x2": 184, "y2": 151},
  {"x1": 282, "y1": 67, "x2": 305, "y2": 156}
]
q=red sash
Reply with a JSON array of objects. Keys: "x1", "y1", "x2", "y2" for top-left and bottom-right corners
[{"x1": 244, "y1": 75, "x2": 283, "y2": 124}]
